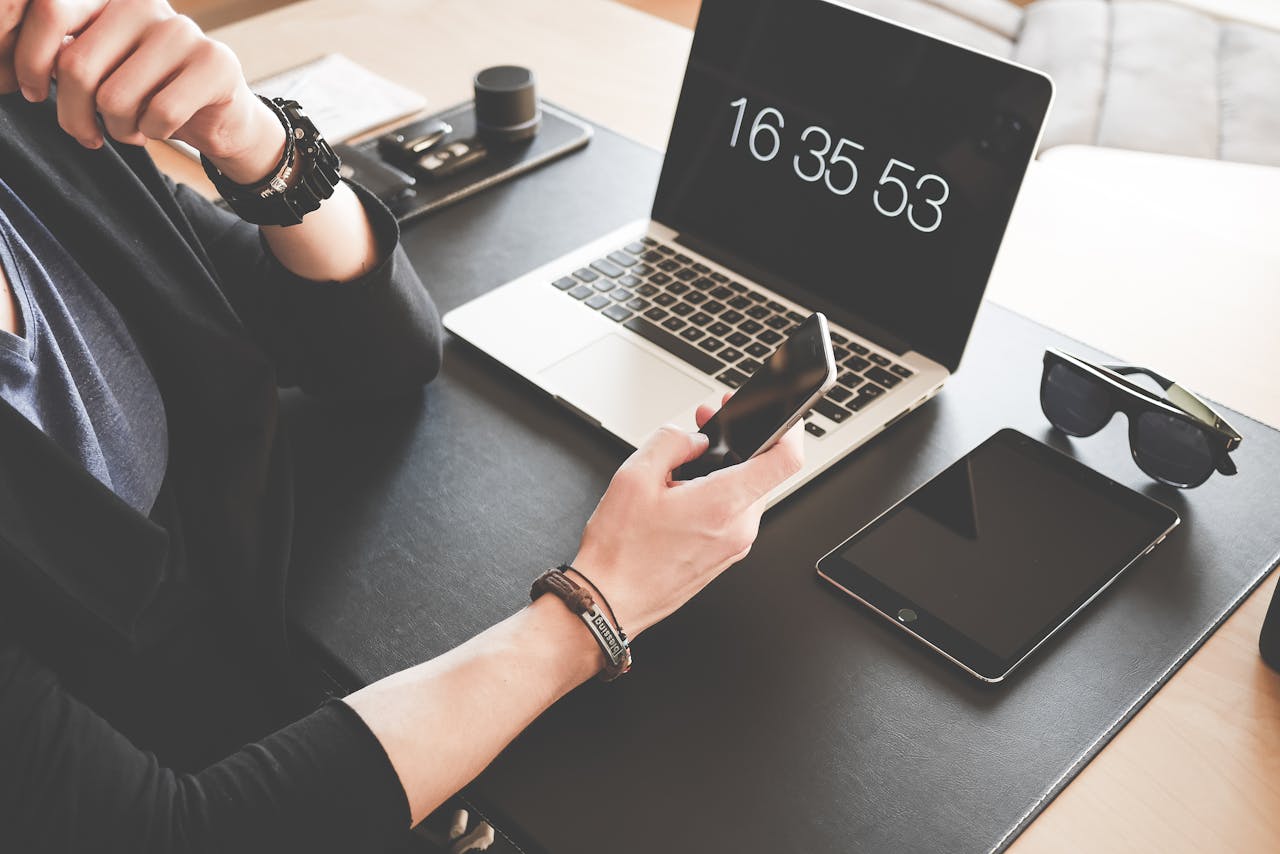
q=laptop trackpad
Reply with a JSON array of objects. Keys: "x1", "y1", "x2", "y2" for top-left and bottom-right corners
[{"x1": 539, "y1": 334, "x2": 713, "y2": 433}]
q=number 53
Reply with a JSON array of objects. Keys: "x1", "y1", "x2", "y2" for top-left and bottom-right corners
[{"x1": 873, "y1": 159, "x2": 950, "y2": 233}]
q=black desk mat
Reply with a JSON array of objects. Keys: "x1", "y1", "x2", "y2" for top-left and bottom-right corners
[{"x1": 282, "y1": 119, "x2": 1280, "y2": 853}]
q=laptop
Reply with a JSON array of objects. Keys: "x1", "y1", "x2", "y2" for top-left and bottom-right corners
[{"x1": 444, "y1": 0, "x2": 1053, "y2": 504}]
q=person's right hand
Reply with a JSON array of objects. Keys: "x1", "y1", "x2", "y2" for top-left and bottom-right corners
[{"x1": 572, "y1": 401, "x2": 805, "y2": 637}]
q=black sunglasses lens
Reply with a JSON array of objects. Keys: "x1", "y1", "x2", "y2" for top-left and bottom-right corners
[
  {"x1": 1041, "y1": 362, "x2": 1113, "y2": 436},
  {"x1": 1133, "y1": 410, "x2": 1216, "y2": 487}
]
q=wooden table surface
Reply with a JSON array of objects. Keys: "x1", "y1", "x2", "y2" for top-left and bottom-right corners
[{"x1": 155, "y1": 1, "x2": 1280, "y2": 849}]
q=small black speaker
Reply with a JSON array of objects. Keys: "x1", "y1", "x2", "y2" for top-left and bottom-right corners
[{"x1": 1260, "y1": 579, "x2": 1280, "y2": 671}]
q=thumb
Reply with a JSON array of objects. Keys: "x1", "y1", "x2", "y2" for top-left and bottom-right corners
[{"x1": 631, "y1": 424, "x2": 709, "y2": 477}]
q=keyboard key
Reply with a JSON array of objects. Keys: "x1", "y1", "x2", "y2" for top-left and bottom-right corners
[
  {"x1": 641, "y1": 236, "x2": 658, "y2": 246},
  {"x1": 553, "y1": 276, "x2": 576, "y2": 290},
  {"x1": 603, "y1": 304, "x2": 632, "y2": 322},
  {"x1": 759, "y1": 330, "x2": 783, "y2": 345},
  {"x1": 680, "y1": 327, "x2": 705, "y2": 342},
  {"x1": 719, "y1": 347, "x2": 743, "y2": 363},
  {"x1": 585, "y1": 294, "x2": 610, "y2": 309},
  {"x1": 623, "y1": 317, "x2": 721, "y2": 374},
  {"x1": 832, "y1": 346, "x2": 849, "y2": 361},
  {"x1": 634, "y1": 264, "x2": 654, "y2": 276},
  {"x1": 693, "y1": 277, "x2": 716, "y2": 291},
  {"x1": 591, "y1": 258, "x2": 625, "y2": 278},
  {"x1": 689, "y1": 312, "x2": 713, "y2": 326},
  {"x1": 728, "y1": 296, "x2": 751, "y2": 310},
  {"x1": 766, "y1": 315, "x2": 790, "y2": 330},
  {"x1": 717, "y1": 368, "x2": 748, "y2": 388},
  {"x1": 845, "y1": 355, "x2": 871, "y2": 372},
  {"x1": 625, "y1": 242, "x2": 647, "y2": 254},
  {"x1": 674, "y1": 253, "x2": 693, "y2": 264},
  {"x1": 860, "y1": 383, "x2": 885, "y2": 398},
  {"x1": 891, "y1": 364, "x2": 914, "y2": 378},
  {"x1": 568, "y1": 285, "x2": 593, "y2": 300},
  {"x1": 738, "y1": 357, "x2": 762, "y2": 373},
  {"x1": 676, "y1": 268, "x2": 699, "y2": 282},
  {"x1": 767, "y1": 300, "x2": 787, "y2": 313},
  {"x1": 666, "y1": 281, "x2": 688, "y2": 295},
  {"x1": 786, "y1": 311, "x2": 806, "y2": 323},
  {"x1": 727, "y1": 332, "x2": 750, "y2": 347},
  {"x1": 747, "y1": 305, "x2": 771, "y2": 320},
  {"x1": 685, "y1": 291, "x2": 708, "y2": 305},
  {"x1": 650, "y1": 272, "x2": 673, "y2": 285},
  {"x1": 813, "y1": 399, "x2": 850, "y2": 423},
  {"x1": 637, "y1": 283, "x2": 659, "y2": 297},
  {"x1": 642, "y1": 250, "x2": 664, "y2": 263},
  {"x1": 866, "y1": 366, "x2": 901, "y2": 388},
  {"x1": 870, "y1": 353, "x2": 891, "y2": 367},
  {"x1": 657, "y1": 244, "x2": 675, "y2": 255},
  {"x1": 692, "y1": 262, "x2": 711, "y2": 274},
  {"x1": 702, "y1": 301, "x2": 725, "y2": 315},
  {"x1": 608, "y1": 251, "x2": 638, "y2": 267},
  {"x1": 593, "y1": 279, "x2": 616, "y2": 292},
  {"x1": 830, "y1": 331, "x2": 849, "y2": 346},
  {"x1": 849, "y1": 342, "x2": 870, "y2": 355},
  {"x1": 610, "y1": 289, "x2": 632, "y2": 301},
  {"x1": 671, "y1": 302, "x2": 694, "y2": 317},
  {"x1": 699, "y1": 337, "x2": 724, "y2": 352},
  {"x1": 654, "y1": 292, "x2": 677, "y2": 307},
  {"x1": 619, "y1": 275, "x2": 643, "y2": 288},
  {"x1": 719, "y1": 310, "x2": 744, "y2": 325},
  {"x1": 711, "y1": 272, "x2": 729, "y2": 283},
  {"x1": 707, "y1": 322, "x2": 732, "y2": 338},
  {"x1": 745, "y1": 342, "x2": 771, "y2": 358},
  {"x1": 710, "y1": 286, "x2": 735, "y2": 301},
  {"x1": 644, "y1": 307, "x2": 668, "y2": 322},
  {"x1": 805, "y1": 421, "x2": 827, "y2": 438},
  {"x1": 627, "y1": 297, "x2": 651, "y2": 311},
  {"x1": 659, "y1": 259, "x2": 681, "y2": 272},
  {"x1": 574, "y1": 267, "x2": 599, "y2": 282},
  {"x1": 729, "y1": 281, "x2": 748, "y2": 293},
  {"x1": 837, "y1": 371, "x2": 863, "y2": 388},
  {"x1": 662, "y1": 317, "x2": 686, "y2": 332},
  {"x1": 747, "y1": 291, "x2": 767, "y2": 303},
  {"x1": 827, "y1": 385, "x2": 852, "y2": 403},
  {"x1": 739, "y1": 320, "x2": 763, "y2": 335}
]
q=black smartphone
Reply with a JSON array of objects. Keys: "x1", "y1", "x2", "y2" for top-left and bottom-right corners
[{"x1": 674, "y1": 313, "x2": 836, "y2": 480}]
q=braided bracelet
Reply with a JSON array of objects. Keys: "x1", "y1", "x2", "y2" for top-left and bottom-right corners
[{"x1": 530, "y1": 567, "x2": 632, "y2": 681}]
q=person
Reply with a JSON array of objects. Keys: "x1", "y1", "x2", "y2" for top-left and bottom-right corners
[{"x1": 0, "y1": 1, "x2": 806, "y2": 851}]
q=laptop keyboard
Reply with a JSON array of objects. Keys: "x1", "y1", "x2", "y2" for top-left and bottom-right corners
[{"x1": 552, "y1": 236, "x2": 915, "y2": 435}]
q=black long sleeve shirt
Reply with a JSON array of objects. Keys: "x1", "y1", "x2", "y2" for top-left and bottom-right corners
[{"x1": 0, "y1": 93, "x2": 434, "y2": 851}]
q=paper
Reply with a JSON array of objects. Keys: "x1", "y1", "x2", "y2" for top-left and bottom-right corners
[{"x1": 167, "y1": 53, "x2": 427, "y2": 159}]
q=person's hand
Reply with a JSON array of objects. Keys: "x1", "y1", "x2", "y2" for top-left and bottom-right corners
[
  {"x1": 1, "y1": 0, "x2": 284, "y2": 183},
  {"x1": 572, "y1": 397, "x2": 805, "y2": 637}
]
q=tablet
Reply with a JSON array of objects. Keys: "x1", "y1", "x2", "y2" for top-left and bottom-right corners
[{"x1": 816, "y1": 429, "x2": 1180, "y2": 682}]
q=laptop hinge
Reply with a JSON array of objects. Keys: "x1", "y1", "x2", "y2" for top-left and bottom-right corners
[{"x1": 670, "y1": 231, "x2": 913, "y2": 357}]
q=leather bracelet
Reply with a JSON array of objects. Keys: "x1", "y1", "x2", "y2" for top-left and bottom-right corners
[
  {"x1": 560, "y1": 563, "x2": 624, "y2": 639},
  {"x1": 531, "y1": 568, "x2": 632, "y2": 681}
]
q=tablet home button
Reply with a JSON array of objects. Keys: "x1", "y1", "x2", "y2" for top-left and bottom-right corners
[{"x1": 897, "y1": 608, "x2": 918, "y2": 623}]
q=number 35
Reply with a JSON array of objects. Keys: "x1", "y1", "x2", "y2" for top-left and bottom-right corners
[
  {"x1": 873, "y1": 159, "x2": 950, "y2": 233},
  {"x1": 793, "y1": 126, "x2": 863, "y2": 196}
]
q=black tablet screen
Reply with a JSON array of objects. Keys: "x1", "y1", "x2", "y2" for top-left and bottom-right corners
[{"x1": 831, "y1": 431, "x2": 1175, "y2": 664}]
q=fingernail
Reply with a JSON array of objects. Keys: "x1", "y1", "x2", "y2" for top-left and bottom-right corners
[
  {"x1": 82, "y1": 136, "x2": 102, "y2": 150},
  {"x1": 20, "y1": 86, "x2": 38, "y2": 102}
]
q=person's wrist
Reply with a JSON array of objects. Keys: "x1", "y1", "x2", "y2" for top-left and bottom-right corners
[
  {"x1": 202, "y1": 91, "x2": 289, "y2": 185},
  {"x1": 570, "y1": 552, "x2": 645, "y2": 637},
  {"x1": 526, "y1": 593, "x2": 603, "y2": 686}
]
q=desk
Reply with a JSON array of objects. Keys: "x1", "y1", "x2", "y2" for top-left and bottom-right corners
[{"x1": 157, "y1": 1, "x2": 1280, "y2": 850}]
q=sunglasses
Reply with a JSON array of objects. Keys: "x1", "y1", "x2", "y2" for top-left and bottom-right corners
[{"x1": 1039, "y1": 349, "x2": 1241, "y2": 488}]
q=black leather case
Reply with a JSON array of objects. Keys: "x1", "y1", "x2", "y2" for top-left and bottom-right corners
[{"x1": 281, "y1": 121, "x2": 1280, "y2": 854}]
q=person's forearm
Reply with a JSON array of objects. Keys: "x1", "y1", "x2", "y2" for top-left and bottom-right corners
[
  {"x1": 206, "y1": 99, "x2": 382, "y2": 283},
  {"x1": 343, "y1": 594, "x2": 601, "y2": 826}
]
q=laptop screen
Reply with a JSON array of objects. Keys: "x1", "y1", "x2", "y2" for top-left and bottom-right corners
[{"x1": 652, "y1": 0, "x2": 1052, "y2": 372}]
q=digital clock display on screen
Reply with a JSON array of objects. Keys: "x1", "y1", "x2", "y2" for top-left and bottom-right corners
[{"x1": 653, "y1": 0, "x2": 1052, "y2": 371}]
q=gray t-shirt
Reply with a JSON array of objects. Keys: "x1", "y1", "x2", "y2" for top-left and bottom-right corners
[{"x1": 0, "y1": 177, "x2": 168, "y2": 514}]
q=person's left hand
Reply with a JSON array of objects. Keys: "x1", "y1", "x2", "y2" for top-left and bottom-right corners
[{"x1": 1, "y1": 0, "x2": 284, "y2": 182}]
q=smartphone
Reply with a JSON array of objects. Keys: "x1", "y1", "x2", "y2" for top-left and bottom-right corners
[{"x1": 674, "y1": 313, "x2": 836, "y2": 480}]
